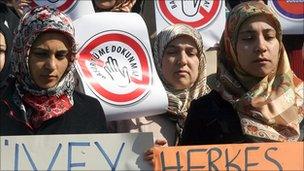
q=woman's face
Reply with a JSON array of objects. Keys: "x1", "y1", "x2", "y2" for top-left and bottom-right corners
[
  {"x1": 161, "y1": 35, "x2": 200, "y2": 90},
  {"x1": 236, "y1": 15, "x2": 280, "y2": 77},
  {"x1": 29, "y1": 32, "x2": 70, "y2": 89},
  {"x1": 0, "y1": 32, "x2": 6, "y2": 72}
]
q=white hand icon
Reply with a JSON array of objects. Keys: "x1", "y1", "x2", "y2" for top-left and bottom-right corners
[{"x1": 104, "y1": 56, "x2": 131, "y2": 87}]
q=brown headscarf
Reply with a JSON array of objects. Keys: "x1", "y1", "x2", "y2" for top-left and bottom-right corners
[{"x1": 215, "y1": 2, "x2": 303, "y2": 141}]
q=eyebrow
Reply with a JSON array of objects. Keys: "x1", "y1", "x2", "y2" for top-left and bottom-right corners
[
  {"x1": 239, "y1": 28, "x2": 276, "y2": 34},
  {"x1": 32, "y1": 47, "x2": 69, "y2": 52}
]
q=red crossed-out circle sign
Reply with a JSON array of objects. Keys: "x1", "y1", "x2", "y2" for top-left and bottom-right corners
[
  {"x1": 30, "y1": 0, "x2": 77, "y2": 13},
  {"x1": 78, "y1": 31, "x2": 151, "y2": 105},
  {"x1": 157, "y1": 0, "x2": 222, "y2": 29},
  {"x1": 272, "y1": 1, "x2": 304, "y2": 20}
]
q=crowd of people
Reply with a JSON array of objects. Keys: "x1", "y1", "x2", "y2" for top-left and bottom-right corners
[{"x1": 0, "y1": 0, "x2": 303, "y2": 167}]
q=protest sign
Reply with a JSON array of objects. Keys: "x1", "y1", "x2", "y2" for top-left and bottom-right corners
[
  {"x1": 73, "y1": 12, "x2": 168, "y2": 121},
  {"x1": 25, "y1": 0, "x2": 95, "y2": 20},
  {"x1": 0, "y1": 133, "x2": 153, "y2": 171},
  {"x1": 268, "y1": 0, "x2": 304, "y2": 34},
  {"x1": 153, "y1": 142, "x2": 304, "y2": 171},
  {"x1": 154, "y1": 0, "x2": 226, "y2": 48}
]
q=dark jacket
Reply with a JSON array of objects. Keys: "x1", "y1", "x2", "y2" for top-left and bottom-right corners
[
  {"x1": 180, "y1": 90, "x2": 261, "y2": 145},
  {"x1": 180, "y1": 90, "x2": 304, "y2": 145},
  {"x1": 0, "y1": 84, "x2": 108, "y2": 135}
]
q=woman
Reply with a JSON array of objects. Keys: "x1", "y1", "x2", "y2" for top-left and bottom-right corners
[
  {"x1": 0, "y1": 6, "x2": 108, "y2": 135},
  {"x1": 180, "y1": 1, "x2": 304, "y2": 145},
  {"x1": 109, "y1": 24, "x2": 209, "y2": 146},
  {"x1": 0, "y1": 23, "x2": 13, "y2": 98}
]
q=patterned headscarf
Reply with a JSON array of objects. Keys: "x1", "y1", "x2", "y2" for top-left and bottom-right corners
[
  {"x1": 11, "y1": 6, "x2": 77, "y2": 129},
  {"x1": 153, "y1": 24, "x2": 209, "y2": 119},
  {"x1": 215, "y1": 2, "x2": 303, "y2": 141}
]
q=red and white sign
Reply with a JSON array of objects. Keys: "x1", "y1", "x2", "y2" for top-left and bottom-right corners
[
  {"x1": 156, "y1": 0, "x2": 222, "y2": 29},
  {"x1": 154, "y1": 0, "x2": 226, "y2": 48},
  {"x1": 77, "y1": 31, "x2": 152, "y2": 105},
  {"x1": 30, "y1": 0, "x2": 77, "y2": 13},
  {"x1": 74, "y1": 12, "x2": 168, "y2": 121},
  {"x1": 268, "y1": 0, "x2": 304, "y2": 34}
]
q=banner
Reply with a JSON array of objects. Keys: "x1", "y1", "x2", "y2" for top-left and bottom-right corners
[
  {"x1": 73, "y1": 12, "x2": 168, "y2": 121},
  {"x1": 154, "y1": 0, "x2": 226, "y2": 48},
  {"x1": 25, "y1": 0, "x2": 95, "y2": 20},
  {"x1": 268, "y1": 0, "x2": 304, "y2": 34},
  {"x1": 153, "y1": 142, "x2": 304, "y2": 171},
  {"x1": 0, "y1": 133, "x2": 153, "y2": 171}
]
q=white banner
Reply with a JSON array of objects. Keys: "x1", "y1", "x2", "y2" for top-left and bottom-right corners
[
  {"x1": 268, "y1": 0, "x2": 304, "y2": 34},
  {"x1": 154, "y1": 0, "x2": 226, "y2": 48},
  {"x1": 0, "y1": 133, "x2": 153, "y2": 171},
  {"x1": 26, "y1": 0, "x2": 95, "y2": 20},
  {"x1": 73, "y1": 12, "x2": 168, "y2": 121}
]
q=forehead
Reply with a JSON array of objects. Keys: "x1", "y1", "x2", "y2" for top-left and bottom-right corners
[
  {"x1": 239, "y1": 15, "x2": 277, "y2": 32},
  {"x1": 32, "y1": 32, "x2": 70, "y2": 48},
  {"x1": 167, "y1": 35, "x2": 197, "y2": 48}
]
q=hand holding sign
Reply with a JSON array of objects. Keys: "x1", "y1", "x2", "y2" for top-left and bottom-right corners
[{"x1": 104, "y1": 56, "x2": 131, "y2": 87}]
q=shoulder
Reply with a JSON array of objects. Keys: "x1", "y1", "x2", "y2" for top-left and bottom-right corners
[
  {"x1": 73, "y1": 91, "x2": 101, "y2": 105},
  {"x1": 72, "y1": 91, "x2": 104, "y2": 114},
  {"x1": 190, "y1": 90, "x2": 233, "y2": 112}
]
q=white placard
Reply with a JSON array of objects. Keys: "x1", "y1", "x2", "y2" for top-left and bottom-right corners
[
  {"x1": 0, "y1": 133, "x2": 153, "y2": 171},
  {"x1": 27, "y1": 0, "x2": 95, "y2": 20},
  {"x1": 73, "y1": 12, "x2": 168, "y2": 121},
  {"x1": 268, "y1": 0, "x2": 304, "y2": 34},
  {"x1": 154, "y1": 0, "x2": 226, "y2": 48}
]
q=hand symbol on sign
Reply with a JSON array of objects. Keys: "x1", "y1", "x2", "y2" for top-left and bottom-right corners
[
  {"x1": 181, "y1": 0, "x2": 201, "y2": 17},
  {"x1": 104, "y1": 56, "x2": 131, "y2": 87}
]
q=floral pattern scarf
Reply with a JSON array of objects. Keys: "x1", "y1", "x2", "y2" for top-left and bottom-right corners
[
  {"x1": 11, "y1": 6, "x2": 77, "y2": 129},
  {"x1": 215, "y1": 2, "x2": 304, "y2": 141},
  {"x1": 153, "y1": 24, "x2": 209, "y2": 123}
]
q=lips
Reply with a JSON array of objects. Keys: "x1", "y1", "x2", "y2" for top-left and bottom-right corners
[
  {"x1": 41, "y1": 75, "x2": 58, "y2": 80},
  {"x1": 175, "y1": 70, "x2": 189, "y2": 76},
  {"x1": 253, "y1": 58, "x2": 271, "y2": 63}
]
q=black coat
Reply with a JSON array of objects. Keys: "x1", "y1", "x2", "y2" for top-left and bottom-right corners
[
  {"x1": 0, "y1": 88, "x2": 108, "y2": 135},
  {"x1": 179, "y1": 90, "x2": 304, "y2": 145},
  {"x1": 180, "y1": 90, "x2": 248, "y2": 145}
]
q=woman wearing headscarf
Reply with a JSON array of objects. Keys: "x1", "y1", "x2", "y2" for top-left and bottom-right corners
[
  {"x1": 109, "y1": 24, "x2": 209, "y2": 146},
  {"x1": 0, "y1": 23, "x2": 13, "y2": 98},
  {"x1": 180, "y1": 1, "x2": 304, "y2": 145},
  {"x1": 0, "y1": 6, "x2": 108, "y2": 135}
]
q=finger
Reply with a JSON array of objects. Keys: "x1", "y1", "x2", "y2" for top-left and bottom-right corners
[
  {"x1": 121, "y1": 67, "x2": 130, "y2": 82},
  {"x1": 112, "y1": 58, "x2": 119, "y2": 72},
  {"x1": 107, "y1": 56, "x2": 115, "y2": 72},
  {"x1": 104, "y1": 66, "x2": 113, "y2": 80},
  {"x1": 155, "y1": 139, "x2": 167, "y2": 146}
]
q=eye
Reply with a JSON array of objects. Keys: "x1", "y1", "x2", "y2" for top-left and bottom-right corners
[
  {"x1": 56, "y1": 51, "x2": 69, "y2": 60},
  {"x1": 33, "y1": 51, "x2": 48, "y2": 58},
  {"x1": 265, "y1": 34, "x2": 276, "y2": 41},
  {"x1": 242, "y1": 35, "x2": 254, "y2": 41},
  {"x1": 187, "y1": 49, "x2": 198, "y2": 57},
  {"x1": 0, "y1": 49, "x2": 5, "y2": 54},
  {"x1": 164, "y1": 48, "x2": 177, "y2": 55}
]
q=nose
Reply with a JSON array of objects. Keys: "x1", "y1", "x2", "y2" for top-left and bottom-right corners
[
  {"x1": 177, "y1": 51, "x2": 187, "y2": 65},
  {"x1": 256, "y1": 36, "x2": 267, "y2": 53},
  {"x1": 45, "y1": 56, "x2": 57, "y2": 71}
]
